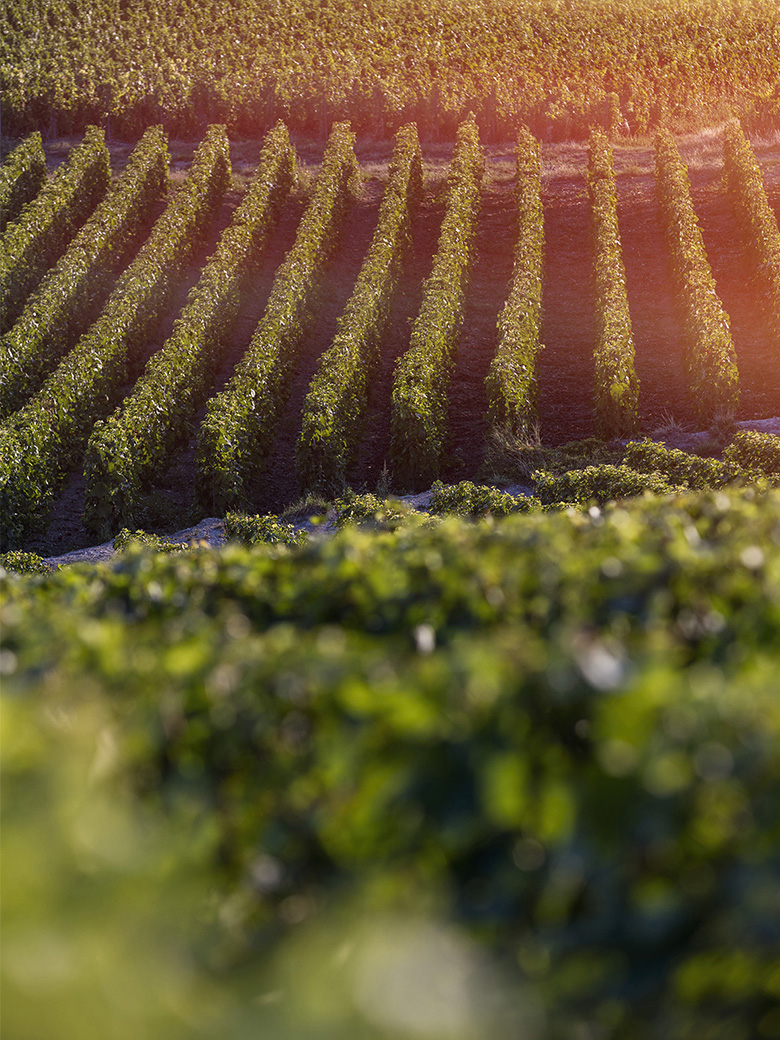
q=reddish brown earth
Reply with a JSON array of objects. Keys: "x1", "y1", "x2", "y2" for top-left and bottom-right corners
[
  {"x1": 16, "y1": 130, "x2": 780, "y2": 556},
  {"x1": 537, "y1": 143, "x2": 597, "y2": 443}
]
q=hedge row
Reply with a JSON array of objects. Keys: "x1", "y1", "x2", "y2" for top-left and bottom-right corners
[
  {"x1": 587, "y1": 128, "x2": 639, "y2": 438},
  {"x1": 82, "y1": 122, "x2": 296, "y2": 540},
  {"x1": 0, "y1": 126, "x2": 169, "y2": 419},
  {"x1": 723, "y1": 119, "x2": 780, "y2": 349},
  {"x1": 0, "y1": 126, "x2": 109, "y2": 334},
  {"x1": 329, "y1": 489, "x2": 410, "y2": 528},
  {"x1": 0, "y1": 131, "x2": 46, "y2": 233},
  {"x1": 484, "y1": 127, "x2": 544, "y2": 436},
  {"x1": 654, "y1": 128, "x2": 739, "y2": 422},
  {"x1": 195, "y1": 122, "x2": 359, "y2": 514},
  {"x1": 341, "y1": 435, "x2": 769, "y2": 520},
  {"x1": 389, "y1": 114, "x2": 483, "y2": 488},
  {"x1": 0, "y1": 126, "x2": 231, "y2": 550},
  {"x1": 296, "y1": 123, "x2": 422, "y2": 494}
]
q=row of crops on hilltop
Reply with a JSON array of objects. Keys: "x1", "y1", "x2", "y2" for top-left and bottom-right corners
[
  {"x1": 2, "y1": 0, "x2": 780, "y2": 139},
  {"x1": 1, "y1": 117, "x2": 779, "y2": 546}
]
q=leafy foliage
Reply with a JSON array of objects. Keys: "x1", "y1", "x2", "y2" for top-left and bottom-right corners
[
  {"x1": 429, "y1": 479, "x2": 540, "y2": 516},
  {"x1": 112, "y1": 528, "x2": 187, "y2": 553},
  {"x1": 224, "y1": 511, "x2": 308, "y2": 547},
  {"x1": 724, "y1": 428, "x2": 780, "y2": 475},
  {"x1": 587, "y1": 128, "x2": 639, "y2": 438},
  {"x1": 196, "y1": 122, "x2": 358, "y2": 514},
  {"x1": 533, "y1": 463, "x2": 677, "y2": 505},
  {"x1": 0, "y1": 126, "x2": 230, "y2": 550},
  {"x1": 83, "y1": 122, "x2": 296, "y2": 540},
  {"x1": 654, "y1": 128, "x2": 739, "y2": 422},
  {"x1": 723, "y1": 119, "x2": 780, "y2": 351},
  {"x1": 0, "y1": 549, "x2": 50, "y2": 573},
  {"x1": 0, "y1": 130, "x2": 46, "y2": 233},
  {"x1": 622, "y1": 438, "x2": 741, "y2": 488},
  {"x1": 2, "y1": 0, "x2": 780, "y2": 139},
  {"x1": 390, "y1": 114, "x2": 483, "y2": 488},
  {"x1": 0, "y1": 126, "x2": 169, "y2": 418},
  {"x1": 485, "y1": 128, "x2": 544, "y2": 436},
  {"x1": 331, "y1": 490, "x2": 415, "y2": 529},
  {"x1": 3, "y1": 487, "x2": 780, "y2": 1037},
  {"x1": 0, "y1": 126, "x2": 109, "y2": 333},
  {"x1": 296, "y1": 123, "x2": 422, "y2": 494}
]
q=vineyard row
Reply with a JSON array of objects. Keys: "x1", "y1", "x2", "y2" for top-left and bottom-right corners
[
  {"x1": 3, "y1": 0, "x2": 780, "y2": 140},
  {"x1": 0, "y1": 119, "x2": 778, "y2": 548}
]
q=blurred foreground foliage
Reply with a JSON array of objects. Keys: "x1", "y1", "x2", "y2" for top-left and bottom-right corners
[{"x1": 3, "y1": 487, "x2": 780, "y2": 1038}]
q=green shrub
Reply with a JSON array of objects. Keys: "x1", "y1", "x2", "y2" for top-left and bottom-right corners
[
  {"x1": 655, "y1": 128, "x2": 739, "y2": 421},
  {"x1": 389, "y1": 114, "x2": 483, "y2": 487},
  {"x1": 534, "y1": 463, "x2": 677, "y2": 505},
  {"x1": 0, "y1": 550, "x2": 50, "y2": 573},
  {"x1": 723, "y1": 119, "x2": 780, "y2": 347},
  {"x1": 0, "y1": 126, "x2": 169, "y2": 418},
  {"x1": 223, "y1": 512, "x2": 308, "y2": 547},
  {"x1": 622, "y1": 439, "x2": 738, "y2": 488},
  {"x1": 112, "y1": 529, "x2": 187, "y2": 554},
  {"x1": 429, "y1": 479, "x2": 540, "y2": 516},
  {"x1": 587, "y1": 128, "x2": 639, "y2": 438},
  {"x1": 196, "y1": 122, "x2": 358, "y2": 513},
  {"x1": 0, "y1": 125, "x2": 230, "y2": 550},
  {"x1": 725, "y1": 428, "x2": 780, "y2": 476},
  {"x1": 332, "y1": 490, "x2": 414, "y2": 529},
  {"x1": 83, "y1": 122, "x2": 296, "y2": 539},
  {"x1": 0, "y1": 127, "x2": 109, "y2": 333},
  {"x1": 296, "y1": 123, "x2": 422, "y2": 493}
]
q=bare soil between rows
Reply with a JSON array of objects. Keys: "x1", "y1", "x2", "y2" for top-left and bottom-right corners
[{"x1": 18, "y1": 129, "x2": 780, "y2": 557}]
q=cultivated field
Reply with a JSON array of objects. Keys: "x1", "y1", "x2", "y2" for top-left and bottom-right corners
[
  {"x1": 1, "y1": 122, "x2": 779, "y2": 554},
  {"x1": 3, "y1": 0, "x2": 780, "y2": 139}
]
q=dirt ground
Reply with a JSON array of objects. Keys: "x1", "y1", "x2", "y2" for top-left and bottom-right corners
[{"x1": 17, "y1": 127, "x2": 780, "y2": 556}]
